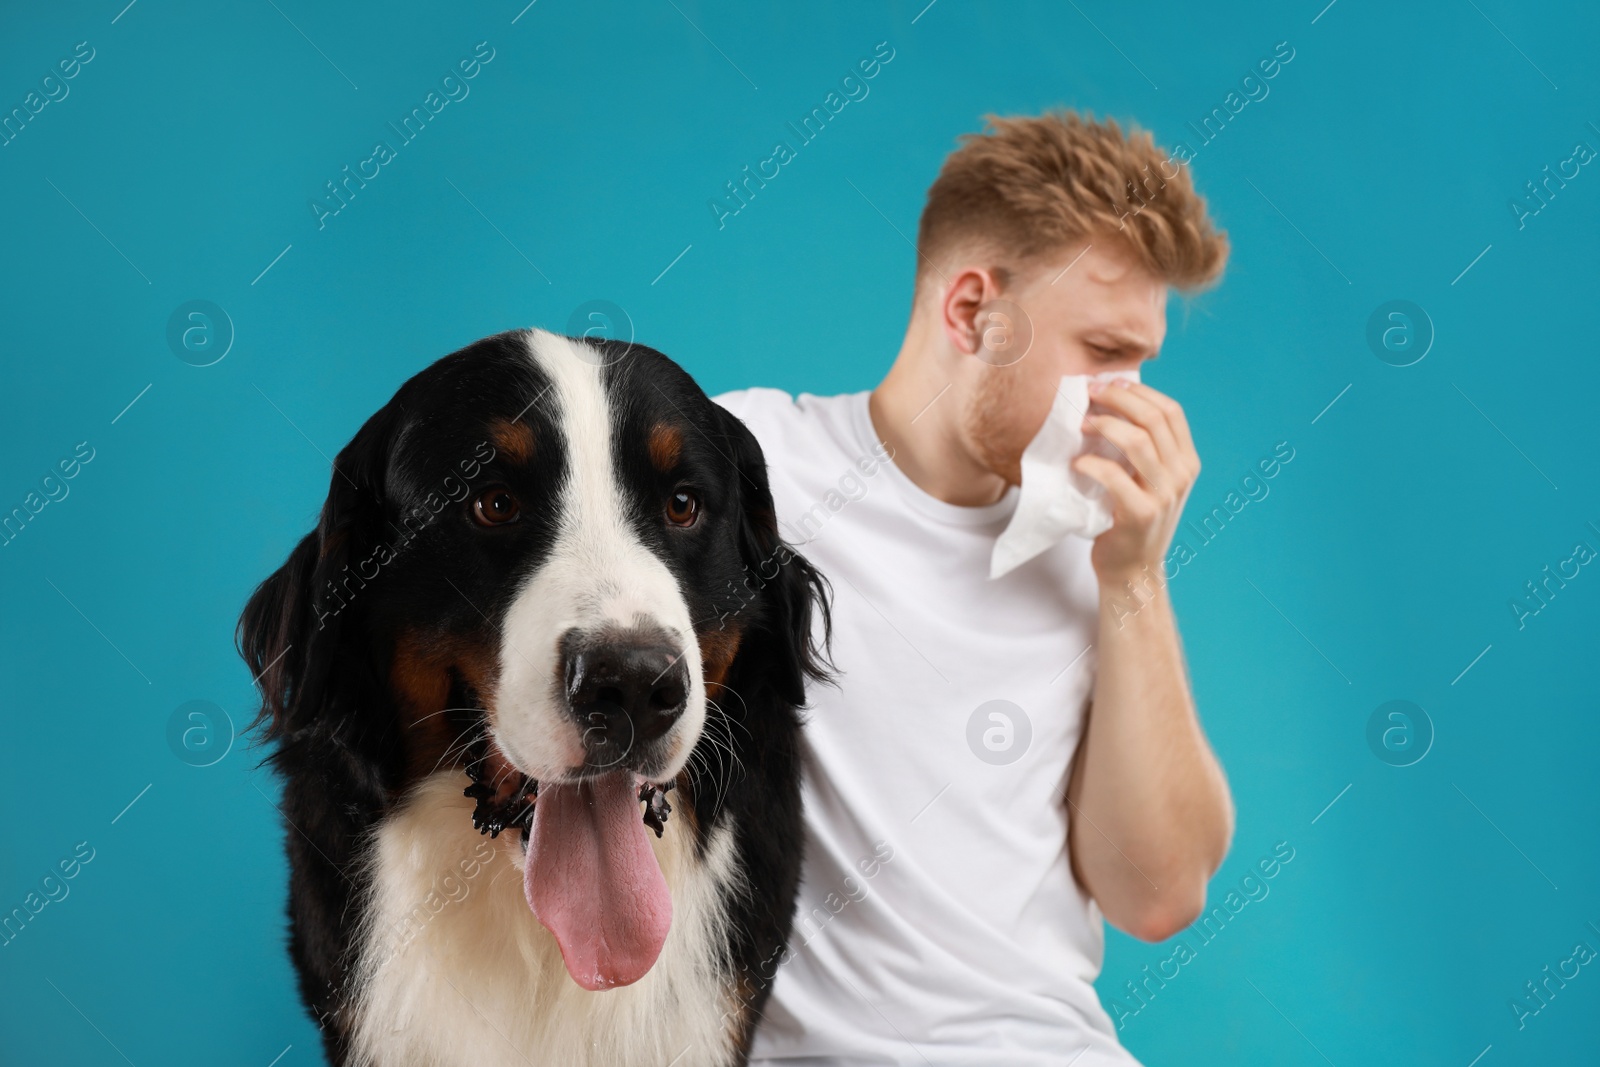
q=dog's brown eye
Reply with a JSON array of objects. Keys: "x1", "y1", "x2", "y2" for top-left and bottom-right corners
[
  {"x1": 472, "y1": 487, "x2": 520, "y2": 526},
  {"x1": 665, "y1": 489, "x2": 699, "y2": 527}
]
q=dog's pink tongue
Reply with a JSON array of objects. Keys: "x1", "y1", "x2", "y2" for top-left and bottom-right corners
[{"x1": 524, "y1": 772, "x2": 672, "y2": 991}]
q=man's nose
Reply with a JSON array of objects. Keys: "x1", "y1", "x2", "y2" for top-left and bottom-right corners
[{"x1": 562, "y1": 630, "x2": 689, "y2": 752}]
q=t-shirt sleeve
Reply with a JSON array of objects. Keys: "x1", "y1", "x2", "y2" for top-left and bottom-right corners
[
  {"x1": 709, "y1": 388, "x2": 810, "y2": 527},
  {"x1": 710, "y1": 387, "x2": 800, "y2": 451},
  {"x1": 710, "y1": 388, "x2": 752, "y2": 420}
]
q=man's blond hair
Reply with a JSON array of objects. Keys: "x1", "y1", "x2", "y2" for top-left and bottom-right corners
[{"x1": 914, "y1": 109, "x2": 1228, "y2": 299}]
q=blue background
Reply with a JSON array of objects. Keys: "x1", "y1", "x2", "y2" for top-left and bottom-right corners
[{"x1": 3, "y1": 1, "x2": 1597, "y2": 1064}]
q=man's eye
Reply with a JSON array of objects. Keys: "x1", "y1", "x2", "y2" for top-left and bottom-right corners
[
  {"x1": 471, "y1": 487, "x2": 520, "y2": 526},
  {"x1": 665, "y1": 489, "x2": 700, "y2": 528}
]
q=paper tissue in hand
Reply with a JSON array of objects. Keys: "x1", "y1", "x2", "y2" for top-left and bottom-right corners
[{"x1": 989, "y1": 368, "x2": 1140, "y2": 579}]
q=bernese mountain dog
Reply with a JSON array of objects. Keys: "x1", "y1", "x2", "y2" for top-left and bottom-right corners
[{"x1": 238, "y1": 327, "x2": 829, "y2": 1066}]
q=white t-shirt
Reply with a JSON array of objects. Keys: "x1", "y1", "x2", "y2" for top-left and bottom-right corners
[{"x1": 714, "y1": 388, "x2": 1141, "y2": 1067}]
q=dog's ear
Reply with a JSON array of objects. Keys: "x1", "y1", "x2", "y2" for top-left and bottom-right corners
[
  {"x1": 238, "y1": 410, "x2": 394, "y2": 749},
  {"x1": 715, "y1": 404, "x2": 832, "y2": 706}
]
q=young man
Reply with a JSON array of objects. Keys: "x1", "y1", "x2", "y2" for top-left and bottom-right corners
[{"x1": 718, "y1": 111, "x2": 1234, "y2": 1065}]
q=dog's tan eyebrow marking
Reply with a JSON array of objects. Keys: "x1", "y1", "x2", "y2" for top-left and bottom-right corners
[
  {"x1": 648, "y1": 422, "x2": 683, "y2": 473},
  {"x1": 488, "y1": 418, "x2": 536, "y2": 464}
]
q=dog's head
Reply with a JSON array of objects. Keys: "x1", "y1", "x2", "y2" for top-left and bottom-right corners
[{"x1": 239, "y1": 328, "x2": 827, "y2": 990}]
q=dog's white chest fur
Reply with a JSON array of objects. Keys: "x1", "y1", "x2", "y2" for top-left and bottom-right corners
[{"x1": 348, "y1": 773, "x2": 743, "y2": 1067}]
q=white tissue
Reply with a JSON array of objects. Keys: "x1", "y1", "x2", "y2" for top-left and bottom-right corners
[{"x1": 989, "y1": 368, "x2": 1140, "y2": 579}]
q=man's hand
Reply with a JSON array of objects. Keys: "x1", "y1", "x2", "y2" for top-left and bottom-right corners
[
  {"x1": 1061, "y1": 376, "x2": 1232, "y2": 943},
  {"x1": 1071, "y1": 379, "x2": 1200, "y2": 584}
]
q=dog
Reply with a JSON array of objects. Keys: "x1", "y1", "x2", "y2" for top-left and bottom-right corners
[{"x1": 238, "y1": 327, "x2": 829, "y2": 1066}]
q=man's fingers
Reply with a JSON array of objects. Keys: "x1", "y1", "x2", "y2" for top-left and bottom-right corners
[
  {"x1": 1089, "y1": 382, "x2": 1184, "y2": 473},
  {"x1": 1084, "y1": 413, "x2": 1170, "y2": 497},
  {"x1": 1125, "y1": 381, "x2": 1199, "y2": 473},
  {"x1": 1073, "y1": 453, "x2": 1157, "y2": 526}
]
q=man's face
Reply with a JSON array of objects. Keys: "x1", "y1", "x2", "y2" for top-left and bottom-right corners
[{"x1": 960, "y1": 241, "x2": 1168, "y2": 485}]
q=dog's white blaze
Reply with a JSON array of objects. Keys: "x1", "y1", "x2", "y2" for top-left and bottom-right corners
[
  {"x1": 348, "y1": 773, "x2": 744, "y2": 1067},
  {"x1": 493, "y1": 329, "x2": 706, "y2": 779}
]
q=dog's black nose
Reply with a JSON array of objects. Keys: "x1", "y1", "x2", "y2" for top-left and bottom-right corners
[{"x1": 564, "y1": 633, "x2": 689, "y2": 756}]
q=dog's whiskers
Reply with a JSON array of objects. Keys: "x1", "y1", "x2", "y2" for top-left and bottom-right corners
[
  {"x1": 427, "y1": 718, "x2": 491, "y2": 777},
  {"x1": 412, "y1": 704, "x2": 483, "y2": 727},
  {"x1": 691, "y1": 695, "x2": 747, "y2": 816}
]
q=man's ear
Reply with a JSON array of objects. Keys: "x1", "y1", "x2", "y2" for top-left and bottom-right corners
[
  {"x1": 715, "y1": 404, "x2": 832, "y2": 707},
  {"x1": 940, "y1": 265, "x2": 1007, "y2": 356},
  {"x1": 237, "y1": 411, "x2": 394, "y2": 749}
]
